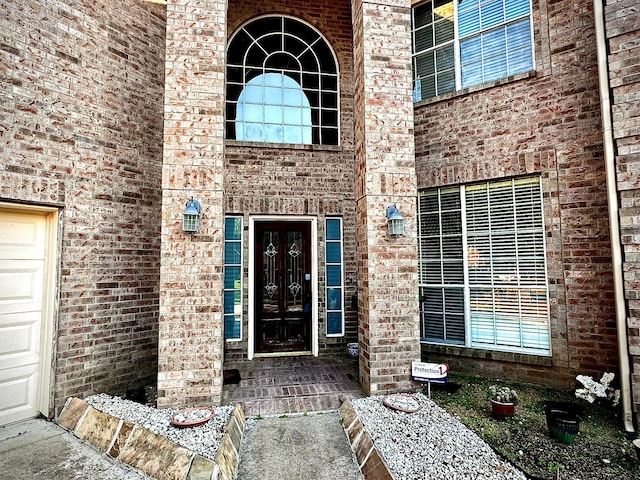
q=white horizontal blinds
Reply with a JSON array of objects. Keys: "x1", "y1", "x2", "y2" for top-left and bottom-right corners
[
  {"x1": 466, "y1": 177, "x2": 549, "y2": 351},
  {"x1": 458, "y1": 0, "x2": 533, "y2": 88},
  {"x1": 412, "y1": 1, "x2": 456, "y2": 100},
  {"x1": 418, "y1": 188, "x2": 465, "y2": 344}
]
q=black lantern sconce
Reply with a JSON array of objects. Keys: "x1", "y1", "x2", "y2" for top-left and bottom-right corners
[
  {"x1": 386, "y1": 204, "x2": 405, "y2": 237},
  {"x1": 182, "y1": 198, "x2": 201, "y2": 235}
]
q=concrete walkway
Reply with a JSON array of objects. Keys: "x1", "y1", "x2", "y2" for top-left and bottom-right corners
[
  {"x1": 0, "y1": 369, "x2": 374, "y2": 480},
  {"x1": 0, "y1": 418, "x2": 149, "y2": 479},
  {"x1": 0, "y1": 409, "x2": 369, "y2": 480},
  {"x1": 236, "y1": 412, "x2": 363, "y2": 480}
]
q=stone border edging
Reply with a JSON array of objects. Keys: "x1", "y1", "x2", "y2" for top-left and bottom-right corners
[
  {"x1": 339, "y1": 400, "x2": 394, "y2": 480},
  {"x1": 57, "y1": 397, "x2": 245, "y2": 480}
]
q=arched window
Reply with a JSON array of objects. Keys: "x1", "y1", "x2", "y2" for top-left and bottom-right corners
[
  {"x1": 226, "y1": 16, "x2": 339, "y2": 145},
  {"x1": 236, "y1": 73, "x2": 312, "y2": 144}
]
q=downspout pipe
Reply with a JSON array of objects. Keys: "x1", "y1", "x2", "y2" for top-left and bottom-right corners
[{"x1": 593, "y1": 0, "x2": 634, "y2": 433}]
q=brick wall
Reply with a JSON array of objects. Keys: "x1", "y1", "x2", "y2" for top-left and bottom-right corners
[
  {"x1": 352, "y1": 0, "x2": 421, "y2": 395},
  {"x1": 0, "y1": 0, "x2": 166, "y2": 412},
  {"x1": 158, "y1": 0, "x2": 228, "y2": 408},
  {"x1": 4, "y1": 0, "x2": 627, "y2": 412},
  {"x1": 415, "y1": 0, "x2": 619, "y2": 388},
  {"x1": 605, "y1": 0, "x2": 640, "y2": 422},
  {"x1": 225, "y1": 0, "x2": 358, "y2": 354}
]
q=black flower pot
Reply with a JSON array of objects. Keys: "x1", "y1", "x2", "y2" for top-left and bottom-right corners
[
  {"x1": 632, "y1": 439, "x2": 640, "y2": 462},
  {"x1": 545, "y1": 401, "x2": 583, "y2": 444}
]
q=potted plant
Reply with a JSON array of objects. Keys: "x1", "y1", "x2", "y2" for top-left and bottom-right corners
[
  {"x1": 543, "y1": 372, "x2": 618, "y2": 445},
  {"x1": 544, "y1": 401, "x2": 583, "y2": 444},
  {"x1": 346, "y1": 342, "x2": 359, "y2": 360},
  {"x1": 488, "y1": 385, "x2": 518, "y2": 420}
]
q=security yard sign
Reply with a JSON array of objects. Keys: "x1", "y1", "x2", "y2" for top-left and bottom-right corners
[
  {"x1": 412, "y1": 362, "x2": 448, "y2": 383},
  {"x1": 412, "y1": 361, "x2": 449, "y2": 399}
]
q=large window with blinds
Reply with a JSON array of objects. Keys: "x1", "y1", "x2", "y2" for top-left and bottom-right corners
[
  {"x1": 412, "y1": 0, "x2": 533, "y2": 101},
  {"x1": 418, "y1": 177, "x2": 550, "y2": 354}
]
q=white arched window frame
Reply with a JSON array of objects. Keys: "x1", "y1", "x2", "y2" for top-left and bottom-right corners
[{"x1": 226, "y1": 16, "x2": 340, "y2": 146}]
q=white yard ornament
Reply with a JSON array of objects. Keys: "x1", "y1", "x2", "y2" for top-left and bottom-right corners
[{"x1": 575, "y1": 372, "x2": 620, "y2": 406}]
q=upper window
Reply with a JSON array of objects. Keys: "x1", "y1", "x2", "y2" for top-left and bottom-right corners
[
  {"x1": 418, "y1": 177, "x2": 550, "y2": 355},
  {"x1": 412, "y1": 0, "x2": 533, "y2": 101},
  {"x1": 226, "y1": 16, "x2": 339, "y2": 145}
]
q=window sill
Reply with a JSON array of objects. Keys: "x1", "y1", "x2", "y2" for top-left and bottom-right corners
[
  {"x1": 226, "y1": 140, "x2": 342, "y2": 152},
  {"x1": 421, "y1": 342, "x2": 553, "y2": 367},
  {"x1": 413, "y1": 69, "x2": 538, "y2": 108}
]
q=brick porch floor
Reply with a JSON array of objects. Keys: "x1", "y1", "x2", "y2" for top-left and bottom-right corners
[{"x1": 221, "y1": 351, "x2": 366, "y2": 416}]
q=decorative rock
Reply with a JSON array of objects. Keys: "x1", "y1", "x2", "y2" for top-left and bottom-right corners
[
  {"x1": 85, "y1": 393, "x2": 233, "y2": 462},
  {"x1": 381, "y1": 394, "x2": 421, "y2": 413},
  {"x1": 171, "y1": 408, "x2": 215, "y2": 428},
  {"x1": 351, "y1": 394, "x2": 526, "y2": 480}
]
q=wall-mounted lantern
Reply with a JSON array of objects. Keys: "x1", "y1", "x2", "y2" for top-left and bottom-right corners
[
  {"x1": 386, "y1": 205, "x2": 405, "y2": 237},
  {"x1": 182, "y1": 198, "x2": 201, "y2": 234}
]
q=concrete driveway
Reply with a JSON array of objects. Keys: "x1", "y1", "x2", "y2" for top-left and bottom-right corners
[{"x1": 0, "y1": 418, "x2": 149, "y2": 479}]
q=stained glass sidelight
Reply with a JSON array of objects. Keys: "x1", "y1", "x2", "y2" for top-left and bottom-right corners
[
  {"x1": 223, "y1": 217, "x2": 243, "y2": 340},
  {"x1": 325, "y1": 218, "x2": 344, "y2": 336}
]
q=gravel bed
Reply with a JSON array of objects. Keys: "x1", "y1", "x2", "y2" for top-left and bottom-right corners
[
  {"x1": 351, "y1": 394, "x2": 526, "y2": 480},
  {"x1": 86, "y1": 394, "x2": 234, "y2": 462}
]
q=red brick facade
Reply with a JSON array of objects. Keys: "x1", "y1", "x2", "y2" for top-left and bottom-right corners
[
  {"x1": 224, "y1": 0, "x2": 359, "y2": 354},
  {"x1": 3, "y1": 0, "x2": 640, "y2": 425},
  {"x1": 352, "y1": 0, "x2": 420, "y2": 394},
  {"x1": 415, "y1": 0, "x2": 619, "y2": 388},
  {"x1": 1, "y1": 0, "x2": 166, "y2": 414},
  {"x1": 605, "y1": 0, "x2": 640, "y2": 422},
  {"x1": 157, "y1": 0, "x2": 229, "y2": 408}
]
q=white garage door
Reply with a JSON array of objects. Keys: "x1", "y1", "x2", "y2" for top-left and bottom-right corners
[{"x1": 0, "y1": 210, "x2": 49, "y2": 426}]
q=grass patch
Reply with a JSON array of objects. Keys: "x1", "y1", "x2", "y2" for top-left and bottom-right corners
[{"x1": 428, "y1": 373, "x2": 640, "y2": 480}]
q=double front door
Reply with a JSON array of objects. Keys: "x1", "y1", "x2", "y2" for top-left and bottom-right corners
[{"x1": 254, "y1": 221, "x2": 311, "y2": 353}]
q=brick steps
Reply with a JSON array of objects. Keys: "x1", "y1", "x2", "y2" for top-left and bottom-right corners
[{"x1": 222, "y1": 354, "x2": 365, "y2": 416}]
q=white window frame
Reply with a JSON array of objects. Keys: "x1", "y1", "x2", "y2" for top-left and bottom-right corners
[
  {"x1": 418, "y1": 177, "x2": 551, "y2": 356},
  {"x1": 411, "y1": 0, "x2": 535, "y2": 101},
  {"x1": 325, "y1": 217, "x2": 345, "y2": 337}
]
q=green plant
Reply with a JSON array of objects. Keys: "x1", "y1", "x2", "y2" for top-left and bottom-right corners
[
  {"x1": 488, "y1": 385, "x2": 518, "y2": 404},
  {"x1": 430, "y1": 373, "x2": 640, "y2": 480},
  {"x1": 538, "y1": 457, "x2": 563, "y2": 474}
]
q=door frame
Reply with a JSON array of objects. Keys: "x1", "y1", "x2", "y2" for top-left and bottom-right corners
[
  {"x1": 248, "y1": 215, "x2": 318, "y2": 360},
  {"x1": 0, "y1": 202, "x2": 59, "y2": 420}
]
